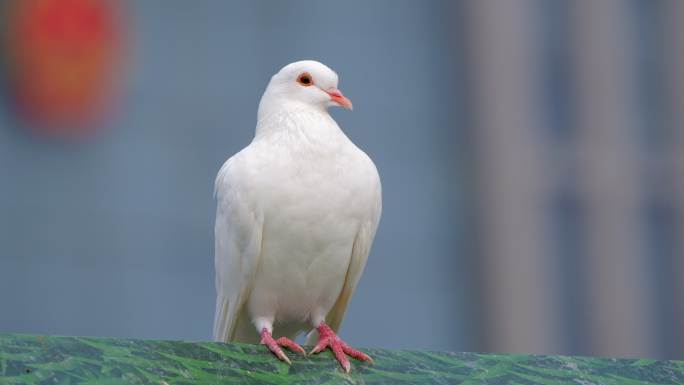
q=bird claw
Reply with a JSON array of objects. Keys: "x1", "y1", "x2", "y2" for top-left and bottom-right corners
[
  {"x1": 309, "y1": 322, "x2": 373, "y2": 373},
  {"x1": 276, "y1": 336, "x2": 307, "y2": 356},
  {"x1": 260, "y1": 329, "x2": 305, "y2": 364}
]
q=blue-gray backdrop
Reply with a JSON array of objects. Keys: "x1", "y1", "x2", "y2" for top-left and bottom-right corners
[{"x1": 3, "y1": 0, "x2": 683, "y2": 360}]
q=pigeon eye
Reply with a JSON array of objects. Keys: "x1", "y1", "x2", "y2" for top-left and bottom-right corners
[{"x1": 297, "y1": 73, "x2": 313, "y2": 87}]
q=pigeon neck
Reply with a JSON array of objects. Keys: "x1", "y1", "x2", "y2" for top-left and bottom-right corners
[
  {"x1": 258, "y1": 97, "x2": 326, "y2": 120},
  {"x1": 255, "y1": 97, "x2": 331, "y2": 138}
]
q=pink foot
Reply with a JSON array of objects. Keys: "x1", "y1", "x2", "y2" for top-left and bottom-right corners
[
  {"x1": 260, "y1": 328, "x2": 306, "y2": 364},
  {"x1": 309, "y1": 322, "x2": 373, "y2": 373}
]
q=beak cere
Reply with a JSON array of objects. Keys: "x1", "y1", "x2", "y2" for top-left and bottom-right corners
[{"x1": 326, "y1": 89, "x2": 353, "y2": 110}]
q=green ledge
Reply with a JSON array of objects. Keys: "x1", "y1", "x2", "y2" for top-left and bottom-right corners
[{"x1": 1, "y1": 334, "x2": 683, "y2": 385}]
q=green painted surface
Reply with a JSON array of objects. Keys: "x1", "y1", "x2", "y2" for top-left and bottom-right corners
[{"x1": 0, "y1": 334, "x2": 683, "y2": 384}]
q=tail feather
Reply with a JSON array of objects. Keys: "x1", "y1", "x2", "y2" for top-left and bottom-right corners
[
  {"x1": 213, "y1": 296, "x2": 233, "y2": 342},
  {"x1": 305, "y1": 329, "x2": 318, "y2": 346}
]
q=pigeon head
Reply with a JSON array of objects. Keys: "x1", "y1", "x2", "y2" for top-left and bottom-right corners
[{"x1": 258, "y1": 60, "x2": 353, "y2": 119}]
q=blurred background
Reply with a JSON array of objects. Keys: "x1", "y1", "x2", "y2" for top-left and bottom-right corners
[{"x1": 0, "y1": 0, "x2": 682, "y2": 360}]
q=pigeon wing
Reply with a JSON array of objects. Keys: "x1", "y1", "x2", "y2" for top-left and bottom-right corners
[
  {"x1": 308, "y1": 176, "x2": 382, "y2": 343},
  {"x1": 212, "y1": 156, "x2": 263, "y2": 342}
]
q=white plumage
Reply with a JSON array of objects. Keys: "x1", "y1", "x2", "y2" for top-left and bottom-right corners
[{"x1": 212, "y1": 61, "x2": 381, "y2": 362}]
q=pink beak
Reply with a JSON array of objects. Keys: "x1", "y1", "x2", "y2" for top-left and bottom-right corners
[{"x1": 326, "y1": 88, "x2": 353, "y2": 110}]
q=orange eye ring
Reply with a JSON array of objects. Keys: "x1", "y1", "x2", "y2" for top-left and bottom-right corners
[{"x1": 297, "y1": 72, "x2": 314, "y2": 87}]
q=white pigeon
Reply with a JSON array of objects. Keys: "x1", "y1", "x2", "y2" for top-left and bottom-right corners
[{"x1": 213, "y1": 60, "x2": 381, "y2": 372}]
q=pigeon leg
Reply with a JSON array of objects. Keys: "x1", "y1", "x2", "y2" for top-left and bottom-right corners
[
  {"x1": 309, "y1": 322, "x2": 373, "y2": 373},
  {"x1": 260, "y1": 328, "x2": 305, "y2": 364}
]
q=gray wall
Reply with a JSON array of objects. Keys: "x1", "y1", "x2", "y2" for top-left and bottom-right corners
[
  {"x1": 4, "y1": 0, "x2": 682, "y2": 360},
  {"x1": 0, "y1": 1, "x2": 474, "y2": 351}
]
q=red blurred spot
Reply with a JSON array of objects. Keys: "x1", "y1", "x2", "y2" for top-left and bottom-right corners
[{"x1": 5, "y1": 0, "x2": 124, "y2": 138}]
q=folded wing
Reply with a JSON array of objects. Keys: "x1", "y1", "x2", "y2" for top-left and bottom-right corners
[
  {"x1": 213, "y1": 157, "x2": 263, "y2": 342},
  {"x1": 308, "y1": 178, "x2": 382, "y2": 344}
]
